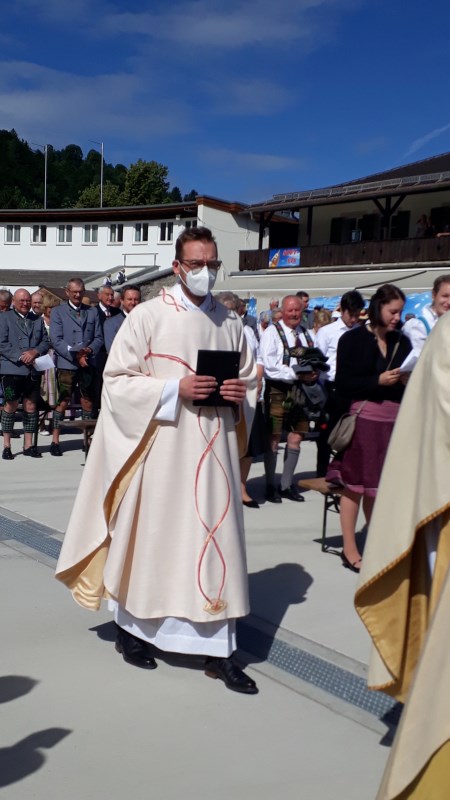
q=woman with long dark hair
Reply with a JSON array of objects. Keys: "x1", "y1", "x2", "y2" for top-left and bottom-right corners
[{"x1": 328, "y1": 284, "x2": 412, "y2": 572}]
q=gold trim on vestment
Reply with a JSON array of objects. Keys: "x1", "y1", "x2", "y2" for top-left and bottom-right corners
[
  {"x1": 57, "y1": 541, "x2": 110, "y2": 610},
  {"x1": 204, "y1": 599, "x2": 228, "y2": 615},
  {"x1": 57, "y1": 422, "x2": 161, "y2": 609},
  {"x1": 355, "y1": 505, "x2": 450, "y2": 702},
  {"x1": 103, "y1": 421, "x2": 160, "y2": 523}
]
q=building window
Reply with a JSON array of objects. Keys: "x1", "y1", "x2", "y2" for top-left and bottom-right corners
[
  {"x1": 58, "y1": 224, "x2": 73, "y2": 243},
  {"x1": 5, "y1": 224, "x2": 20, "y2": 243},
  {"x1": 32, "y1": 224, "x2": 47, "y2": 244},
  {"x1": 84, "y1": 224, "x2": 98, "y2": 244},
  {"x1": 184, "y1": 219, "x2": 197, "y2": 230},
  {"x1": 110, "y1": 223, "x2": 123, "y2": 244},
  {"x1": 159, "y1": 221, "x2": 173, "y2": 242},
  {"x1": 134, "y1": 223, "x2": 148, "y2": 243},
  {"x1": 390, "y1": 211, "x2": 410, "y2": 240}
]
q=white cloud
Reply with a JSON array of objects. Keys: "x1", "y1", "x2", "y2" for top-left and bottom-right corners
[
  {"x1": 204, "y1": 147, "x2": 306, "y2": 172},
  {"x1": 201, "y1": 78, "x2": 295, "y2": 116},
  {"x1": 0, "y1": 61, "x2": 195, "y2": 161},
  {"x1": 405, "y1": 124, "x2": 450, "y2": 157},
  {"x1": 102, "y1": 0, "x2": 349, "y2": 50}
]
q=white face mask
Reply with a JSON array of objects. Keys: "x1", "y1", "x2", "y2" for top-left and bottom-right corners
[{"x1": 180, "y1": 265, "x2": 217, "y2": 297}]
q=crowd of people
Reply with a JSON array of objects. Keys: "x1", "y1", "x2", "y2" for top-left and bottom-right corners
[
  {"x1": 0, "y1": 281, "x2": 142, "y2": 459},
  {"x1": 218, "y1": 275, "x2": 450, "y2": 581},
  {"x1": 1, "y1": 271, "x2": 449, "y2": 561}
]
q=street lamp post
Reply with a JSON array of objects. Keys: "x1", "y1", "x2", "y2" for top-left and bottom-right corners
[
  {"x1": 32, "y1": 143, "x2": 48, "y2": 209},
  {"x1": 89, "y1": 139, "x2": 104, "y2": 208}
]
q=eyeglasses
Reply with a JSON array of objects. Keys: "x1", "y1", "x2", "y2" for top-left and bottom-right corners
[{"x1": 178, "y1": 259, "x2": 222, "y2": 273}]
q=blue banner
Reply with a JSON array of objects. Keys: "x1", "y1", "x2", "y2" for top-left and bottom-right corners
[{"x1": 269, "y1": 248, "x2": 300, "y2": 268}]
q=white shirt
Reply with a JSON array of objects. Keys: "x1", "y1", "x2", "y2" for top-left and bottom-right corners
[
  {"x1": 259, "y1": 320, "x2": 309, "y2": 383},
  {"x1": 315, "y1": 318, "x2": 356, "y2": 381},
  {"x1": 402, "y1": 305, "x2": 438, "y2": 354},
  {"x1": 99, "y1": 302, "x2": 112, "y2": 317},
  {"x1": 243, "y1": 324, "x2": 260, "y2": 362}
]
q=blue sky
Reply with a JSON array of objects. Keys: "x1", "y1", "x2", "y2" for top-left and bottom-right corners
[{"x1": 1, "y1": 0, "x2": 449, "y2": 203}]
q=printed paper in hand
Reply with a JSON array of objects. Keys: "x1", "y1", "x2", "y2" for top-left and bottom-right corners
[
  {"x1": 399, "y1": 350, "x2": 419, "y2": 374},
  {"x1": 34, "y1": 354, "x2": 55, "y2": 372}
]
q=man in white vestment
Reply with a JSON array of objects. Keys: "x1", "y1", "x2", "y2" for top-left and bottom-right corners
[{"x1": 55, "y1": 227, "x2": 259, "y2": 694}]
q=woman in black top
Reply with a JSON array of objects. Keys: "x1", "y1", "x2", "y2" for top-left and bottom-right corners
[{"x1": 328, "y1": 285, "x2": 412, "y2": 573}]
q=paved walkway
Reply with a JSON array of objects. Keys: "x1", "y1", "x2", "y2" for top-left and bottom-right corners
[{"x1": 0, "y1": 429, "x2": 394, "y2": 799}]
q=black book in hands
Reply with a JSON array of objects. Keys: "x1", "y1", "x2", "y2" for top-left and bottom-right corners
[{"x1": 193, "y1": 349, "x2": 240, "y2": 407}]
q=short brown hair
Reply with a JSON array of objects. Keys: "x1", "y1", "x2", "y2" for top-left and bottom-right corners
[
  {"x1": 175, "y1": 226, "x2": 217, "y2": 261},
  {"x1": 121, "y1": 284, "x2": 141, "y2": 299}
]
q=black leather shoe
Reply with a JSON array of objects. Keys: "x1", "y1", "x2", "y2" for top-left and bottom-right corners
[
  {"x1": 280, "y1": 486, "x2": 305, "y2": 502},
  {"x1": 340, "y1": 551, "x2": 362, "y2": 573},
  {"x1": 115, "y1": 626, "x2": 157, "y2": 670},
  {"x1": 2, "y1": 447, "x2": 13, "y2": 461},
  {"x1": 243, "y1": 499, "x2": 260, "y2": 509},
  {"x1": 50, "y1": 442, "x2": 63, "y2": 457},
  {"x1": 205, "y1": 657, "x2": 258, "y2": 694},
  {"x1": 265, "y1": 486, "x2": 282, "y2": 503},
  {"x1": 23, "y1": 446, "x2": 42, "y2": 458}
]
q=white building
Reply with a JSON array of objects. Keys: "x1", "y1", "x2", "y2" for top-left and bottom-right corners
[{"x1": 0, "y1": 196, "x2": 264, "y2": 291}]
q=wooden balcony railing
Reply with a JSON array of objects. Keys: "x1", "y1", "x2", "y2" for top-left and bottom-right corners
[{"x1": 239, "y1": 237, "x2": 450, "y2": 271}]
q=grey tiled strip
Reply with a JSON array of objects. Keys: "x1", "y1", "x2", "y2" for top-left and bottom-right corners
[{"x1": 0, "y1": 510, "x2": 401, "y2": 733}]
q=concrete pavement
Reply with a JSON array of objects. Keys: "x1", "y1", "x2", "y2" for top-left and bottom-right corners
[{"x1": 0, "y1": 428, "x2": 393, "y2": 799}]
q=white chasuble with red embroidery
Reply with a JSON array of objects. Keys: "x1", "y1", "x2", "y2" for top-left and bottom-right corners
[{"x1": 56, "y1": 287, "x2": 257, "y2": 623}]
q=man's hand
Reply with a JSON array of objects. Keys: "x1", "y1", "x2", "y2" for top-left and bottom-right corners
[
  {"x1": 179, "y1": 374, "x2": 218, "y2": 401},
  {"x1": 20, "y1": 348, "x2": 39, "y2": 365},
  {"x1": 219, "y1": 378, "x2": 247, "y2": 405},
  {"x1": 75, "y1": 348, "x2": 91, "y2": 369}
]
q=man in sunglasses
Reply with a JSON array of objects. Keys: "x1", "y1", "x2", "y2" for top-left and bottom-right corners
[{"x1": 56, "y1": 226, "x2": 259, "y2": 695}]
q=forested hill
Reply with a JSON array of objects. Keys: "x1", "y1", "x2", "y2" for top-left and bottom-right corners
[{"x1": 0, "y1": 129, "x2": 198, "y2": 209}]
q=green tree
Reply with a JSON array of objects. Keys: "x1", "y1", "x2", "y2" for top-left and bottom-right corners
[
  {"x1": 0, "y1": 130, "x2": 196, "y2": 209},
  {"x1": 122, "y1": 159, "x2": 170, "y2": 205},
  {"x1": 0, "y1": 185, "x2": 34, "y2": 208},
  {"x1": 183, "y1": 189, "x2": 198, "y2": 201},
  {"x1": 168, "y1": 185, "x2": 182, "y2": 203},
  {"x1": 75, "y1": 181, "x2": 124, "y2": 208}
]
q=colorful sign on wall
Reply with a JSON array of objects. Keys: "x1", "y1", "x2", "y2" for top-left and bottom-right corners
[{"x1": 268, "y1": 248, "x2": 300, "y2": 268}]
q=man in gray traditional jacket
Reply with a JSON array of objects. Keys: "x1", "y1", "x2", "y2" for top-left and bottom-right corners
[
  {"x1": 0, "y1": 288, "x2": 50, "y2": 460},
  {"x1": 49, "y1": 277, "x2": 103, "y2": 456}
]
